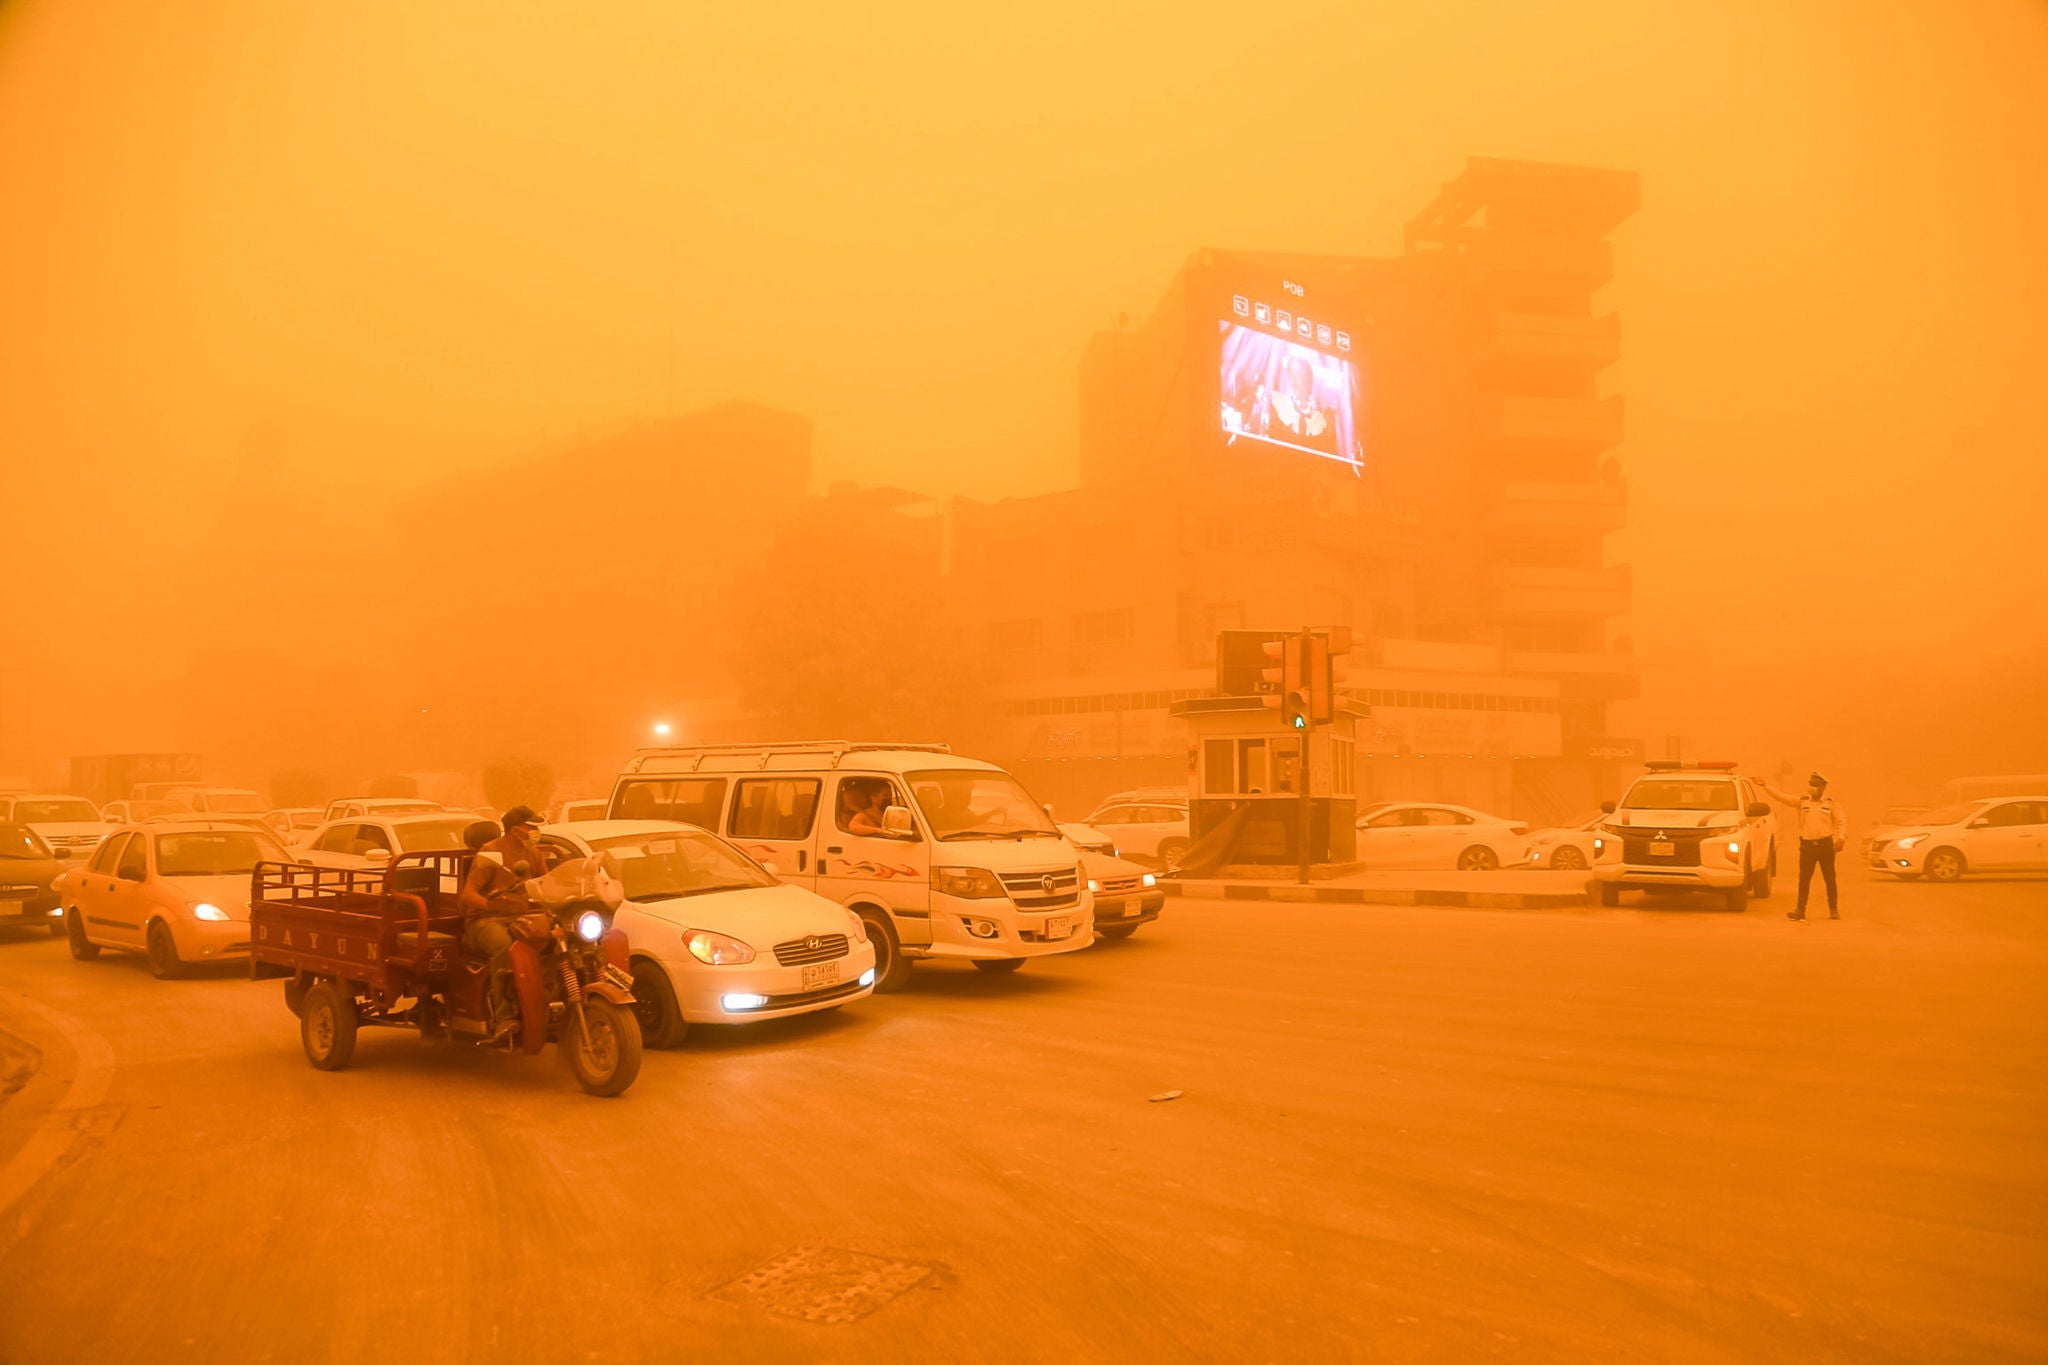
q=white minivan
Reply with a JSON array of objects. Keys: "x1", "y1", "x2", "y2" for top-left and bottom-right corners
[{"x1": 608, "y1": 742, "x2": 1095, "y2": 991}]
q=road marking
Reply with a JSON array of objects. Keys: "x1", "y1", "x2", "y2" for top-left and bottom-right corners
[{"x1": 0, "y1": 983, "x2": 117, "y2": 1228}]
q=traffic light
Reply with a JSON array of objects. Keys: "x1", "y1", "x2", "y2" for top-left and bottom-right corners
[
  {"x1": 1307, "y1": 634, "x2": 1332, "y2": 724},
  {"x1": 1262, "y1": 635, "x2": 1309, "y2": 729}
]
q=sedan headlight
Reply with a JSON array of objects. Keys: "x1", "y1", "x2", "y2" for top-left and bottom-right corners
[
  {"x1": 843, "y1": 908, "x2": 868, "y2": 944},
  {"x1": 930, "y1": 866, "x2": 1004, "y2": 899},
  {"x1": 1140, "y1": 873, "x2": 1156, "y2": 888},
  {"x1": 684, "y1": 929, "x2": 755, "y2": 965},
  {"x1": 1893, "y1": 834, "x2": 1927, "y2": 850},
  {"x1": 190, "y1": 902, "x2": 230, "y2": 922},
  {"x1": 1086, "y1": 878, "x2": 1102, "y2": 894}
]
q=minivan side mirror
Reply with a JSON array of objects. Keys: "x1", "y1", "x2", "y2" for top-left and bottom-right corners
[
  {"x1": 760, "y1": 860, "x2": 780, "y2": 878},
  {"x1": 1599, "y1": 800, "x2": 1616, "y2": 814},
  {"x1": 881, "y1": 806, "x2": 917, "y2": 839},
  {"x1": 1746, "y1": 801, "x2": 1771, "y2": 818}
]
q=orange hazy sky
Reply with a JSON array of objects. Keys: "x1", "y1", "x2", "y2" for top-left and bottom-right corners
[{"x1": 1, "y1": 1, "x2": 2044, "y2": 748}]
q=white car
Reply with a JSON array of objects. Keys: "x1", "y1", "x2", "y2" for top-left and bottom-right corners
[
  {"x1": 1861, "y1": 806, "x2": 1927, "y2": 861},
  {"x1": 0, "y1": 794, "x2": 110, "y2": 863},
  {"x1": 299, "y1": 811, "x2": 487, "y2": 870},
  {"x1": 538, "y1": 820, "x2": 877, "y2": 1047},
  {"x1": 321, "y1": 797, "x2": 445, "y2": 822},
  {"x1": 1353, "y1": 802, "x2": 1530, "y2": 871},
  {"x1": 263, "y1": 808, "x2": 326, "y2": 844},
  {"x1": 165, "y1": 786, "x2": 269, "y2": 817},
  {"x1": 57, "y1": 821, "x2": 294, "y2": 977},
  {"x1": 1081, "y1": 851, "x2": 1164, "y2": 939},
  {"x1": 101, "y1": 799, "x2": 189, "y2": 826},
  {"x1": 1868, "y1": 797, "x2": 2048, "y2": 882},
  {"x1": 1590, "y1": 763, "x2": 1777, "y2": 911},
  {"x1": 1057, "y1": 821, "x2": 1117, "y2": 857},
  {"x1": 1523, "y1": 813, "x2": 1601, "y2": 871},
  {"x1": 1082, "y1": 794, "x2": 1191, "y2": 867},
  {"x1": 553, "y1": 798, "x2": 609, "y2": 824}
]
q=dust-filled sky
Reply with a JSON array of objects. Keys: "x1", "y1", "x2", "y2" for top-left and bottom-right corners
[{"x1": 2, "y1": 0, "x2": 2045, "y2": 795}]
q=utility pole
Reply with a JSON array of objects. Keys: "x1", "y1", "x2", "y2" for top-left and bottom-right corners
[{"x1": 1297, "y1": 626, "x2": 1312, "y2": 885}]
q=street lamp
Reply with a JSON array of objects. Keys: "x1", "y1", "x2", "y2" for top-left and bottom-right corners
[{"x1": 652, "y1": 721, "x2": 672, "y2": 739}]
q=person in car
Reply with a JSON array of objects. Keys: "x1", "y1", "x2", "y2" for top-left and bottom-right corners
[{"x1": 848, "y1": 781, "x2": 895, "y2": 836}]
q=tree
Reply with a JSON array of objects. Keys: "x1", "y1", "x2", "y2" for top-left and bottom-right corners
[{"x1": 482, "y1": 760, "x2": 554, "y2": 812}]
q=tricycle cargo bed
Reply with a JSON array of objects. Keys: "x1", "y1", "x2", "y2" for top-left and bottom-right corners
[{"x1": 248, "y1": 857, "x2": 467, "y2": 992}]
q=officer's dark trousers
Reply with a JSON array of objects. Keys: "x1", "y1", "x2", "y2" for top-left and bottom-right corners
[{"x1": 1796, "y1": 838, "x2": 1838, "y2": 915}]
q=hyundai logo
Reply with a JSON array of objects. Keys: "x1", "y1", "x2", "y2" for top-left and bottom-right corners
[
  {"x1": 806, "y1": 936, "x2": 821, "y2": 950},
  {"x1": 1040, "y1": 875, "x2": 1057, "y2": 895}
]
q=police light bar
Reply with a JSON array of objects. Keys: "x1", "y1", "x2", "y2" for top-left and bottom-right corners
[
  {"x1": 1644, "y1": 761, "x2": 1683, "y2": 770},
  {"x1": 1694, "y1": 761, "x2": 1739, "y2": 770}
]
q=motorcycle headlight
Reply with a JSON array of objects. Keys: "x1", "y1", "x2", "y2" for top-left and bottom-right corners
[
  {"x1": 575, "y1": 910, "x2": 606, "y2": 943},
  {"x1": 844, "y1": 908, "x2": 868, "y2": 944},
  {"x1": 684, "y1": 929, "x2": 755, "y2": 965},
  {"x1": 930, "y1": 866, "x2": 1004, "y2": 899},
  {"x1": 190, "y1": 902, "x2": 230, "y2": 922}
]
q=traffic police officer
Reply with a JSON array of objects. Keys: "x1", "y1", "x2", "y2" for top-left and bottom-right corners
[{"x1": 1763, "y1": 772, "x2": 1846, "y2": 920}]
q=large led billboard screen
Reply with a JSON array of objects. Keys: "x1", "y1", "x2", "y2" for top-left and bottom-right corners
[{"x1": 1214, "y1": 281, "x2": 1365, "y2": 473}]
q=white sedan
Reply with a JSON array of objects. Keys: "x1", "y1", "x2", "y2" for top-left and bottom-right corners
[
  {"x1": 1353, "y1": 802, "x2": 1530, "y2": 871},
  {"x1": 539, "y1": 820, "x2": 876, "y2": 1048},
  {"x1": 1523, "y1": 813, "x2": 1601, "y2": 871},
  {"x1": 298, "y1": 812, "x2": 489, "y2": 870},
  {"x1": 1868, "y1": 797, "x2": 2048, "y2": 881}
]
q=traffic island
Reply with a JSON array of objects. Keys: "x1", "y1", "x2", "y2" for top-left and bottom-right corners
[{"x1": 1163, "y1": 869, "x2": 1593, "y2": 910}]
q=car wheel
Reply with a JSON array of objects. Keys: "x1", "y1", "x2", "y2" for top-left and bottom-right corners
[
  {"x1": 1924, "y1": 848, "x2": 1965, "y2": 883},
  {"x1": 300, "y1": 981, "x2": 358, "y2": 1071},
  {"x1": 65, "y1": 909, "x2": 100, "y2": 961},
  {"x1": 1157, "y1": 838, "x2": 1190, "y2": 870},
  {"x1": 1098, "y1": 923, "x2": 1140, "y2": 940},
  {"x1": 1749, "y1": 851, "x2": 1772, "y2": 899},
  {"x1": 145, "y1": 920, "x2": 184, "y2": 980},
  {"x1": 1598, "y1": 883, "x2": 1621, "y2": 907},
  {"x1": 973, "y1": 958, "x2": 1026, "y2": 973},
  {"x1": 1551, "y1": 846, "x2": 1588, "y2": 871},
  {"x1": 1723, "y1": 878, "x2": 1748, "y2": 912},
  {"x1": 630, "y1": 957, "x2": 688, "y2": 1049},
  {"x1": 1456, "y1": 846, "x2": 1499, "y2": 872},
  {"x1": 863, "y1": 911, "x2": 911, "y2": 993}
]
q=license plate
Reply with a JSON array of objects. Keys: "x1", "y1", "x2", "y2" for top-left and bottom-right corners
[
  {"x1": 0, "y1": 899, "x2": 21, "y2": 916},
  {"x1": 802, "y1": 961, "x2": 839, "y2": 990},
  {"x1": 1096, "y1": 901, "x2": 1124, "y2": 919},
  {"x1": 1043, "y1": 916, "x2": 1072, "y2": 940},
  {"x1": 1650, "y1": 841, "x2": 1675, "y2": 857}
]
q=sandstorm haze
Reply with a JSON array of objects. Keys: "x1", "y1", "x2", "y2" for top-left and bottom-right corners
[{"x1": 1, "y1": 0, "x2": 2044, "y2": 802}]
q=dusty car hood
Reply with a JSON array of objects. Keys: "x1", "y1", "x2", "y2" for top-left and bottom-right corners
[
  {"x1": 0, "y1": 857, "x2": 66, "y2": 894},
  {"x1": 161, "y1": 874, "x2": 255, "y2": 919},
  {"x1": 617, "y1": 882, "x2": 857, "y2": 944}
]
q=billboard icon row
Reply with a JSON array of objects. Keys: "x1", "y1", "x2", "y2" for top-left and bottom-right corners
[{"x1": 1233, "y1": 295, "x2": 1349, "y2": 351}]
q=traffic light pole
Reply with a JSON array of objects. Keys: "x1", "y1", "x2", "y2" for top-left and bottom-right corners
[{"x1": 1298, "y1": 625, "x2": 1312, "y2": 886}]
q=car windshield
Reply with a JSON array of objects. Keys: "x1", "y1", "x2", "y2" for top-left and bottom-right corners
[
  {"x1": 1621, "y1": 780, "x2": 1738, "y2": 812},
  {"x1": 0, "y1": 824, "x2": 50, "y2": 859},
  {"x1": 391, "y1": 819, "x2": 480, "y2": 853},
  {"x1": 15, "y1": 799, "x2": 99, "y2": 823},
  {"x1": 1912, "y1": 803, "x2": 1978, "y2": 827},
  {"x1": 156, "y1": 830, "x2": 290, "y2": 876},
  {"x1": 584, "y1": 830, "x2": 776, "y2": 900},
  {"x1": 908, "y1": 770, "x2": 1060, "y2": 840}
]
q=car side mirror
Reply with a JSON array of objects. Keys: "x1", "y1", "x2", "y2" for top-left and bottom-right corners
[
  {"x1": 881, "y1": 806, "x2": 917, "y2": 839},
  {"x1": 1599, "y1": 800, "x2": 1616, "y2": 814},
  {"x1": 1746, "y1": 802, "x2": 1771, "y2": 818},
  {"x1": 1042, "y1": 802, "x2": 1055, "y2": 818},
  {"x1": 1969, "y1": 818, "x2": 1990, "y2": 829},
  {"x1": 364, "y1": 848, "x2": 392, "y2": 864},
  {"x1": 760, "y1": 860, "x2": 780, "y2": 878}
]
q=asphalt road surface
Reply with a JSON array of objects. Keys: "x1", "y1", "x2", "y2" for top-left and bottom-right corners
[{"x1": 2, "y1": 868, "x2": 2043, "y2": 1363}]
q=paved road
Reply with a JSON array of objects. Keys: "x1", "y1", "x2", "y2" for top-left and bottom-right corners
[{"x1": 1, "y1": 868, "x2": 2043, "y2": 1363}]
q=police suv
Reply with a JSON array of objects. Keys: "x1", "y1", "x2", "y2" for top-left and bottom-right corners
[{"x1": 1590, "y1": 761, "x2": 1778, "y2": 912}]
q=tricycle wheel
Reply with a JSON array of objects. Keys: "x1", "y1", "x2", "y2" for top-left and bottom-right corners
[
  {"x1": 284, "y1": 977, "x2": 310, "y2": 1018},
  {"x1": 567, "y1": 997, "x2": 641, "y2": 1097},
  {"x1": 301, "y1": 981, "x2": 359, "y2": 1071}
]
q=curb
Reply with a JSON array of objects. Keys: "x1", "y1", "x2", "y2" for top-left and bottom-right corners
[{"x1": 1163, "y1": 882, "x2": 1590, "y2": 910}]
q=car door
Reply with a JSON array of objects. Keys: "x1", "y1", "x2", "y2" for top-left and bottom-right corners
[
  {"x1": 71, "y1": 832, "x2": 128, "y2": 942},
  {"x1": 814, "y1": 774, "x2": 929, "y2": 932},
  {"x1": 1415, "y1": 808, "x2": 1471, "y2": 867},
  {"x1": 2017, "y1": 801, "x2": 2048, "y2": 869},
  {"x1": 1967, "y1": 802, "x2": 2034, "y2": 870},
  {"x1": 1356, "y1": 806, "x2": 1420, "y2": 869},
  {"x1": 726, "y1": 776, "x2": 823, "y2": 891},
  {"x1": 102, "y1": 831, "x2": 153, "y2": 948},
  {"x1": 1122, "y1": 805, "x2": 1178, "y2": 859}
]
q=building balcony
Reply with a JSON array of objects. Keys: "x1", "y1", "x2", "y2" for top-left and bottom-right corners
[
  {"x1": 1490, "y1": 564, "x2": 1631, "y2": 619},
  {"x1": 1479, "y1": 393, "x2": 1624, "y2": 459},
  {"x1": 1506, "y1": 649, "x2": 1641, "y2": 701},
  {"x1": 1487, "y1": 479, "x2": 1628, "y2": 536},
  {"x1": 1474, "y1": 311, "x2": 1620, "y2": 378}
]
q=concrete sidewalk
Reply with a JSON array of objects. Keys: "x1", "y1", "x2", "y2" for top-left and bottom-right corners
[{"x1": 1163, "y1": 868, "x2": 1592, "y2": 909}]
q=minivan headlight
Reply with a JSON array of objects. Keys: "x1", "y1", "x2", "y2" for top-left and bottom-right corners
[{"x1": 930, "y1": 866, "x2": 1004, "y2": 899}]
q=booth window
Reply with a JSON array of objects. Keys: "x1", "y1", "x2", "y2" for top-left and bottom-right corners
[{"x1": 1202, "y1": 739, "x2": 1234, "y2": 795}]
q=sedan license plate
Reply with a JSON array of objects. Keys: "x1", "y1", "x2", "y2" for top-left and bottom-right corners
[
  {"x1": 1043, "y1": 916, "x2": 1072, "y2": 940},
  {"x1": 1650, "y1": 840, "x2": 1675, "y2": 857},
  {"x1": 802, "y1": 961, "x2": 839, "y2": 991},
  {"x1": 0, "y1": 898, "x2": 21, "y2": 918}
]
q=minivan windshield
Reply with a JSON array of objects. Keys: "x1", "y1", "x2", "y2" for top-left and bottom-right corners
[
  {"x1": 1621, "y1": 779, "x2": 1738, "y2": 812},
  {"x1": 584, "y1": 829, "x2": 775, "y2": 901},
  {"x1": 156, "y1": 830, "x2": 290, "y2": 876},
  {"x1": 909, "y1": 770, "x2": 1060, "y2": 841}
]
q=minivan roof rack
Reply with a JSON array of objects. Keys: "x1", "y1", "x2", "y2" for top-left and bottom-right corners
[{"x1": 622, "y1": 740, "x2": 953, "y2": 774}]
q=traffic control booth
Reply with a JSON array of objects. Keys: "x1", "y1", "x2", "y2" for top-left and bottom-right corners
[{"x1": 1169, "y1": 696, "x2": 1363, "y2": 869}]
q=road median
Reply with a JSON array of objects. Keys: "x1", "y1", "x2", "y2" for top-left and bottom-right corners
[{"x1": 1163, "y1": 869, "x2": 1591, "y2": 910}]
